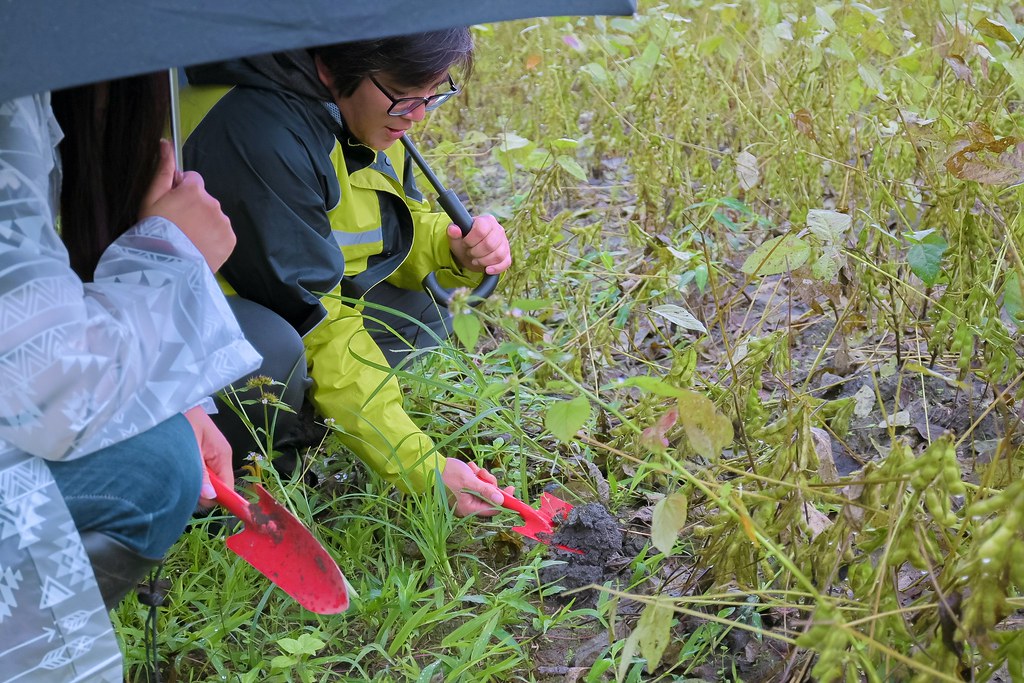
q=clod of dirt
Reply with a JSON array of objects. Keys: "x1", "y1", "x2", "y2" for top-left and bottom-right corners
[{"x1": 539, "y1": 503, "x2": 624, "y2": 604}]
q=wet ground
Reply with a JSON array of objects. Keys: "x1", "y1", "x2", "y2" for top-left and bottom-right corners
[{"x1": 539, "y1": 503, "x2": 625, "y2": 604}]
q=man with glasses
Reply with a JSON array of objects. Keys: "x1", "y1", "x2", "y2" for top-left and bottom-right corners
[{"x1": 182, "y1": 29, "x2": 511, "y2": 517}]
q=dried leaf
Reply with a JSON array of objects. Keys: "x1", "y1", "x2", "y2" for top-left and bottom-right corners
[
  {"x1": 736, "y1": 150, "x2": 761, "y2": 190},
  {"x1": 854, "y1": 385, "x2": 875, "y2": 418},
  {"x1": 651, "y1": 304, "x2": 708, "y2": 335},
  {"x1": 791, "y1": 108, "x2": 817, "y2": 140},
  {"x1": 945, "y1": 136, "x2": 1024, "y2": 185},
  {"x1": 803, "y1": 502, "x2": 833, "y2": 539},
  {"x1": 945, "y1": 54, "x2": 975, "y2": 85},
  {"x1": 810, "y1": 427, "x2": 839, "y2": 483}
]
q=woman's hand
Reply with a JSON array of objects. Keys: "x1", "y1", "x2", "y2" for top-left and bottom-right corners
[
  {"x1": 140, "y1": 140, "x2": 236, "y2": 272},
  {"x1": 183, "y1": 406, "x2": 233, "y2": 508},
  {"x1": 441, "y1": 457, "x2": 508, "y2": 517},
  {"x1": 447, "y1": 214, "x2": 511, "y2": 275}
]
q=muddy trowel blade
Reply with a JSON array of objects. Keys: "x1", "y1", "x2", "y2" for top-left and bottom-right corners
[
  {"x1": 502, "y1": 490, "x2": 583, "y2": 554},
  {"x1": 209, "y1": 472, "x2": 349, "y2": 614}
]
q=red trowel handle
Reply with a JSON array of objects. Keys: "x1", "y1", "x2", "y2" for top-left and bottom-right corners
[
  {"x1": 500, "y1": 491, "x2": 551, "y2": 531},
  {"x1": 206, "y1": 469, "x2": 253, "y2": 524}
]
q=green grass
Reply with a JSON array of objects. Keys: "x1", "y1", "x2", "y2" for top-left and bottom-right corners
[{"x1": 120, "y1": 1, "x2": 1024, "y2": 680}]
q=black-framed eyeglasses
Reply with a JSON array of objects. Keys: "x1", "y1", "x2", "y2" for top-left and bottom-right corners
[{"x1": 369, "y1": 74, "x2": 460, "y2": 117}]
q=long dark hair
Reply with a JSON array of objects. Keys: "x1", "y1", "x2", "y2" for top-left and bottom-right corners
[
  {"x1": 51, "y1": 73, "x2": 169, "y2": 281},
  {"x1": 313, "y1": 28, "x2": 474, "y2": 98}
]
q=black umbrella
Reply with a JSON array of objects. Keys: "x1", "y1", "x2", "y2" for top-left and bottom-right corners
[{"x1": 0, "y1": 0, "x2": 636, "y2": 102}]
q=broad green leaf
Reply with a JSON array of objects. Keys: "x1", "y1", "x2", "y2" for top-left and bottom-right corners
[
  {"x1": 631, "y1": 42, "x2": 662, "y2": 89},
  {"x1": 452, "y1": 313, "x2": 481, "y2": 350},
  {"x1": 815, "y1": 6, "x2": 836, "y2": 31},
  {"x1": 1004, "y1": 270, "x2": 1024, "y2": 326},
  {"x1": 550, "y1": 137, "x2": 580, "y2": 151},
  {"x1": 580, "y1": 62, "x2": 609, "y2": 84},
  {"x1": 545, "y1": 395, "x2": 590, "y2": 442},
  {"x1": 652, "y1": 493, "x2": 688, "y2": 555},
  {"x1": 496, "y1": 132, "x2": 532, "y2": 152},
  {"x1": 811, "y1": 251, "x2": 839, "y2": 282},
  {"x1": 806, "y1": 209, "x2": 851, "y2": 243},
  {"x1": 676, "y1": 390, "x2": 734, "y2": 459},
  {"x1": 1004, "y1": 55, "x2": 1024, "y2": 100},
  {"x1": 270, "y1": 656, "x2": 295, "y2": 670},
  {"x1": 638, "y1": 601, "x2": 674, "y2": 673},
  {"x1": 857, "y1": 63, "x2": 884, "y2": 94},
  {"x1": 741, "y1": 234, "x2": 810, "y2": 275},
  {"x1": 906, "y1": 234, "x2": 948, "y2": 285},
  {"x1": 650, "y1": 304, "x2": 708, "y2": 335},
  {"x1": 556, "y1": 156, "x2": 589, "y2": 182}
]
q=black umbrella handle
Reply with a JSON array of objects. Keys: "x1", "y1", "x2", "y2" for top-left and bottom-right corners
[{"x1": 401, "y1": 135, "x2": 498, "y2": 307}]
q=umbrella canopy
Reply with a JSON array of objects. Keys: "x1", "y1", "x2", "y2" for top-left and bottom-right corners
[{"x1": 0, "y1": 0, "x2": 635, "y2": 102}]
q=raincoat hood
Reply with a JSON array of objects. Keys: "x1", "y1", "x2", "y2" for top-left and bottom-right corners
[{"x1": 186, "y1": 50, "x2": 332, "y2": 101}]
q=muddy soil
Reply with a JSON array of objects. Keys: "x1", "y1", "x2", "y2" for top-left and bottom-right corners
[{"x1": 539, "y1": 503, "x2": 626, "y2": 605}]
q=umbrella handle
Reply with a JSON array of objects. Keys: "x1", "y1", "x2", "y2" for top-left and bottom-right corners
[
  {"x1": 401, "y1": 135, "x2": 498, "y2": 307},
  {"x1": 206, "y1": 468, "x2": 254, "y2": 525}
]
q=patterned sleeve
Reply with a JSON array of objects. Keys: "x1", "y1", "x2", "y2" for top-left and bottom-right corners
[{"x1": 0, "y1": 94, "x2": 261, "y2": 461}]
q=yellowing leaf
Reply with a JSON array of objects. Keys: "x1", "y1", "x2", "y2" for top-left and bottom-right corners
[
  {"x1": 732, "y1": 493, "x2": 760, "y2": 547},
  {"x1": 976, "y1": 17, "x2": 1018, "y2": 43},
  {"x1": 545, "y1": 395, "x2": 590, "y2": 442},
  {"x1": 652, "y1": 492, "x2": 688, "y2": 555},
  {"x1": 741, "y1": 234, "x2": 810, "y2": 276},
  {"x1": 676, "y1": 390, "x2": 734, "y2": 459},
  {"x1": 638, "y1": 601, "x2": 674, "y2": 673}
]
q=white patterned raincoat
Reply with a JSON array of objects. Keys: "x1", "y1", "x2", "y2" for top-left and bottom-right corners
[{"x1": 0, "y1": 94, "x2": 260, "y2": 681}]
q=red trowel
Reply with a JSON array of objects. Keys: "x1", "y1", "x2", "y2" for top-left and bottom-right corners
[
  {"x1": 499, "y1": 490, "x2": 583, "y2": 554},
  {"x1": 208, "y1": 470, "x2": 349, "y2": 614}
]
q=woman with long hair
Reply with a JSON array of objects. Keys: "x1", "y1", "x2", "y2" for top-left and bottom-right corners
[{"x1": 0, "y1": 75, "x2": 258, "y2": 681}]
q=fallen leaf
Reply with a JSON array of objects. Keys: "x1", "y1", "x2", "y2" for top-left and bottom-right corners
[
  {"x1": 803, "y1": 502, "x2": 833, "y2": 539},
  {"x1": 791, "y1": 108, "x2": 817, "y2": 140},
  {"x1": 811, "y1": 427, "x2": 839, "y2": 483},
  {"x1": 854, "y1": 385, "x2": 875, "y2": 418},
  {"x1": 736, "y1": 150, "x2": 761, "y2": 190}
]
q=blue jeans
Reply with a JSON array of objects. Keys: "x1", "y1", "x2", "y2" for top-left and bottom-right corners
[{"x1": 46, "y1": 413, "x2": 202, "y2": 559}]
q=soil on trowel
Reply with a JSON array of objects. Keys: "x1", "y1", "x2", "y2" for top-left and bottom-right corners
[{"x1": 539, "y1": 503, "x2": 625, "y2": 605}]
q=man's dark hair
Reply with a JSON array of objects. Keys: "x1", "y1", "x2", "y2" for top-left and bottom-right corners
[
  {"x1": 314, "y1": 28, "x2": 474, "y2": 98},
  {"x1": 52, "y1": 74, "x2": 169, "y2": 281}
]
